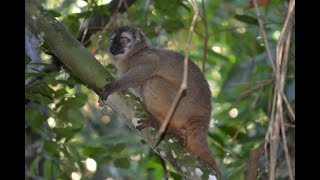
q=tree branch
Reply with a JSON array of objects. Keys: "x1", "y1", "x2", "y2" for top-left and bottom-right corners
[{"x1": 253, "y1": 0, "x2": 295, "y2": 179}]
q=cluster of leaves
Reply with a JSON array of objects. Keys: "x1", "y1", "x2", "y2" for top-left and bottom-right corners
[
  {"x1": 26, "y1": 0, "x2": 294, "y2": 179},
  {"x1": 25, "y1": 53, "x2": 86, "y2": 178},
  {"x1": 25, "y1": 56, "x2": 146, "y2": 179},
  {"x1": 25, "y1": 51, "x2": 168, "y2": 179}
]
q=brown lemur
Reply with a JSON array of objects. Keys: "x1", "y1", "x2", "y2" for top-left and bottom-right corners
[{"x1": 99, "y1": 26, "x2": 221, "y2": 175}]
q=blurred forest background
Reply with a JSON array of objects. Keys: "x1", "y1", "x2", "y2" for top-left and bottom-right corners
[{"x1": 25, "y1": 0, "x2": 295, "y2": 179}]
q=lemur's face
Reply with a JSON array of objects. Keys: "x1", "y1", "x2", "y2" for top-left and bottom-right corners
[{"x1": 108, "y1": 26, "x2": 143, "y2": 61}]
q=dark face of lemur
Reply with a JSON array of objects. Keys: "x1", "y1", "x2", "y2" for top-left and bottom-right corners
[{"x1": 108, "y1": 26, "x2": 143, "y2": 61}]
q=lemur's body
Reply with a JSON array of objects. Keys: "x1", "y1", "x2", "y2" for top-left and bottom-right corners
[{"x1": 100, "y1": 26, "x2": 221, "y2": 175}]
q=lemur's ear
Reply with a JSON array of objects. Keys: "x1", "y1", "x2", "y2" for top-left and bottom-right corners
[{"x1": 135, "y1": 28, "x2": 145, "y2": 42}]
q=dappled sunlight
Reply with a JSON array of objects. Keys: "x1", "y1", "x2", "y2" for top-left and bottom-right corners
[
  {"x1": 229, "y1": 108, "x2": 238, "y2": 118},
  {"x1": 130, "y1": 154, "x2": 142, "y2": 161},
  {"x1": 85, "y1": 158, "x2": 97, "y2": 172},
  {"x1": 236, "y1": 27, "x2": 246, "y2": 34},
  {"x1": 47, "y1": 117, "x2": 56, "y2": 128},
  {"x1": 71, "y1": 172, "x2": 81, "y2": 180},
  {"x1": 273, "y1": 30, "x2": 281, "y2": 40},
  {"x1": 209, "y1": 118, "x2": 218, "y2": 128},
  {"x1": 71, "y1": 7, "x2": 81, "y2": 13},
  {"x1": 167, "y1": 41, "x2": 177, "y2": 50},
  {"x1": 76, "y1": 0, "x2": 87, "y2": 8}
]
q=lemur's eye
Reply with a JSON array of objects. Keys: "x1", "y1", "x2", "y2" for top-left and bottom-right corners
[{"x1": 120, "y1": 37, "x2": 129, "y2": 45}]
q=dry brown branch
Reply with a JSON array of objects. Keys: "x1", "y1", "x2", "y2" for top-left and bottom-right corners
[
  {"x1": 276, "y1": 1, "x2": 295, "y2": 179},
  {"x1": 282, "y1": 92, "x2": 295, "y2": 121},
  {"x1": 253, "y1": 0, "x2": 295, "y2": 179},
  {"x1": 155, "y1": 0, "x2": 199, "y2": 142}
]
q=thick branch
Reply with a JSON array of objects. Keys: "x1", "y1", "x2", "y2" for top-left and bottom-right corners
[{"x1": 25, "y1": 0, "x2": 221, "y2": 179}]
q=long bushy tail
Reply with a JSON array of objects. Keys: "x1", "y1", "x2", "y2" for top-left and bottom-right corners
[{"x1": 185, "y1": 116, "x2": 221, "y2": 176}]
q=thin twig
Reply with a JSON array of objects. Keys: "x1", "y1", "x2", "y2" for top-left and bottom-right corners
[
  {"x1": 81, "y1": 0, "x2": 123, "y2": 47},
  {"x1": 265, "y1": 84, "x2": 276, "y2": 176},
  {"x1": 158, "y1": 154, "x2": 170, "y2": 180},
  {"x1": 276, "y1": 1, "x2": 295, "y2": 179},
  {"x1": 97, "y1": 0, "x2": 123, "y2": 48},
  {"x1": 194, "y1": 29, "x2": 205, "y2": 39},
  {"x1": 78, "y1": 1, "x2": 102, "y2": 45},
  {"x1": 201, "y1": 0, "x2": 209, "y2": 73},
  {"x1": 210, "y1": 139, "x2": 241, "y2": 159},
  {"x1": 253, "y1": 0, "x2": 276, "y2": 74},
  {"x1": 234, "y1": 79, "x2": 272, "y2": 102},
  {"x1": 282, "y1": 91, "x2": 295, "y2": 121},
  {"x1": 230, "y1": 86, "x2": 264, "y2": 144},
  {"x1": 258, "y1": 0, "x2": 295, "y2": 179},
  {"x1": 155, "y1": 0, "x2": 199, "y2": 143},
  {"x1": 80, "y1": 28, "x2": 89, "y2": 44},
  {"x1": 227, "y1": 163, "x2": 246, "y2": 178}
]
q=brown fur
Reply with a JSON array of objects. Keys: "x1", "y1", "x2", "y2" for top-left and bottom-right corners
[{"x1": 100, "y1": 26, "x2": 221, "y2": 175}]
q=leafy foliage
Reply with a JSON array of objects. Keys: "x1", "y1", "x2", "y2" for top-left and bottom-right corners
[{"x1": 25, "y1": 0, "x2": 294, "y2": 179}]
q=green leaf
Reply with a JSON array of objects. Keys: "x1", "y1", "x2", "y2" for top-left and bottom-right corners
[
  {"x1": 62, "y1": 14, "x2": 81, "y2": 36},
  {"x1": 57, "y1": 106, "x2": 84, "y2": 129},
  {"x1": 30, "y1": 62, "x2": 52, "y2": 67},
  {"x1": 234, "y1": 14, "x2": 258, "y2": 25},
  {"x1": 25, "y1": 72, "x2": 47, "y2": 79},
  {"x1": 59, "y1": 145, "x2": 81, "y2": 172},
  {"x1": 113, "y1": 143, "x2": 126, "y2": 153},
  {"x1": 82, "y1": 146, "x2": 106, "y2": 157},
  {"x1": 25, "y1": 108, "x2": 47, "y2": 130},
  {"x1": 47, "y1": 10, "x2": 61, "y2": 17},
  {"x1": 53, "y1": 127, "x2": 82, "y2": 140},
  {"x1": 170, "y1": 171, "x2": 182, "y2": 180},
  {"x1": 105, "y1": 143, "x2": 126, "y2": 155},
  {"x1": 101, "y1": 155, "x2": 113, "y2": 163},
  {"x1": 67, "y1": 144, "x2": 83, "y2": 164},
  {"x1": 44, "y1": 141, "x2": 60, "y2": 156},
  {"x1": 162, "y1": 19, "x2": 185, "y2": 33},
  {"x1": 42, "y1": 73, "x2": 59, "y2": 86},
  {"x1": 39, "y1": 86, "x2": 55, "y2": 99},
  {"x1": 44, "y1": 160, "x2": 52, "y2": 180},
  {"x1": 26, "y1": 93, "x2": 52, "y2": 104},
  {"x1": 208, "y1": 132, "x2": 225, "y2": 146},
  {"x1": 154, "y1": 0, "x2": 180, "y2": 16},
  {"x1": 25, "y1": 56, "x2": 32, "y2": 69},
  {"x1": 63, "y1": 93, "x2": 88, "y2": 108},
  {"x1": 55, "y1": 88, "x2": 68, "y2": 97},
  {"x1": 105, "y1": 64, "x2": 117, "y2": 77},
  {"x1": 28, "y1": 156, "x2": 41, "y2": 176},
  {"x1": 114, "y1": 157, "x2": 130, "y2": 169}
]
